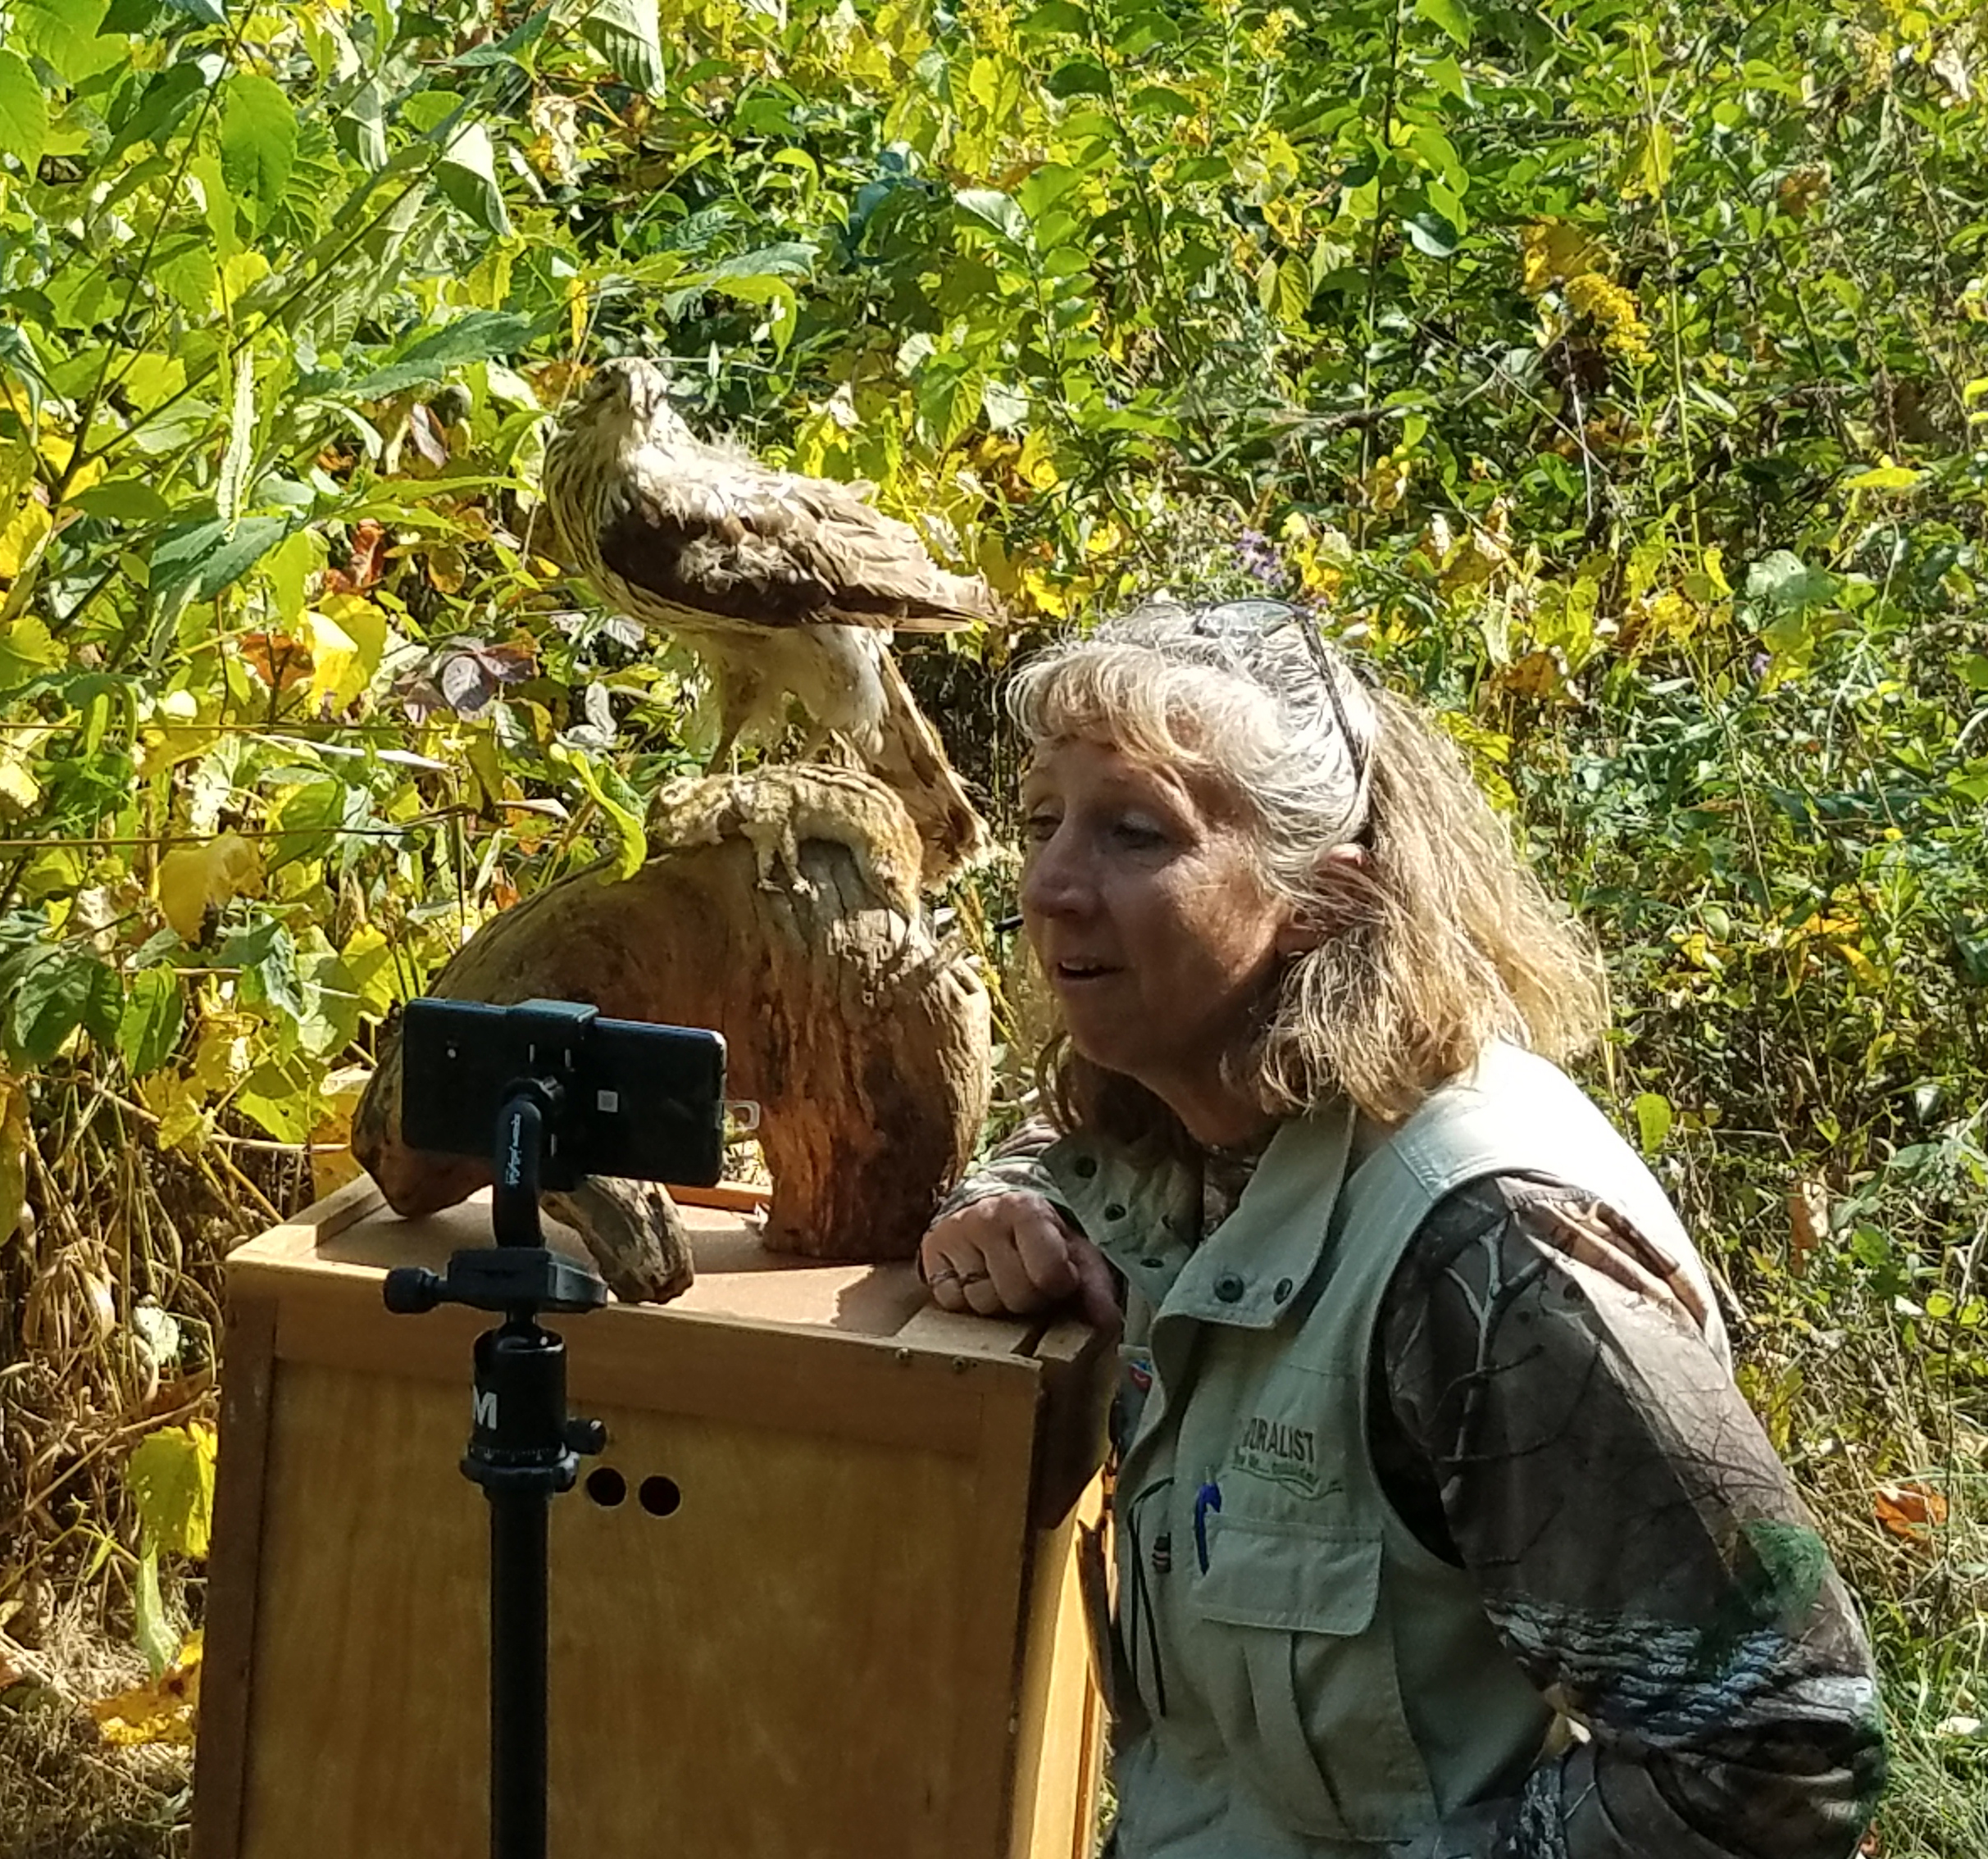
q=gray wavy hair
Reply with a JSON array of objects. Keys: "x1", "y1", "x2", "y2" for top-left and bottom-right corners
[{"x1": 1005, "y1": 600, "x2": 1607, "y2": 1134}]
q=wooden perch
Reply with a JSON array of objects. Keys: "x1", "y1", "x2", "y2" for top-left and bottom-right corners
[{"x1": 353, "y1": 767, "x2": 992, "y2": 1299}]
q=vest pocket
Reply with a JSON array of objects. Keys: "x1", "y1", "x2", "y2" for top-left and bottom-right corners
[{"x1": 1190, "y1": 1516, "x2": 1437, "y2": 1842}]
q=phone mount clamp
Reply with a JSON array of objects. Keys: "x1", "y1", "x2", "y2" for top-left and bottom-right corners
[{"x1": 384, "y1": 998, "x2": 609, "y2": 1859}]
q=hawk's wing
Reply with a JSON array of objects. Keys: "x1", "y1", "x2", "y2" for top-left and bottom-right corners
[{"x1": 597, "y1": 450, "x2": 995, "y2": 634}]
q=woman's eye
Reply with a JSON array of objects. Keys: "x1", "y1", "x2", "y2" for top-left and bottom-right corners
[
  {"x1": 1112, "y1": 817, "x2": 1168, "y2": 849},
  {"x1": 1024, "y1": 810, "x2": 1060, "y2": 842}
]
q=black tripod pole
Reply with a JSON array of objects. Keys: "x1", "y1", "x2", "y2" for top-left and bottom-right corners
[{"x1": 385, "y1": 1065, "x2": 608, "y2": 1859}]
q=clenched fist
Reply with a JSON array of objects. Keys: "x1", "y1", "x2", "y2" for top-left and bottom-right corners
[{"x1": 919, "y1": 1191, "x2": 1121, "y2": 1331}]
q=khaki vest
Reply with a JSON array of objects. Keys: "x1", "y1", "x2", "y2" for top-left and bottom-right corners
[{"x1": 1039, "y1": 1043, "x2": 1727, "y2": 1858}]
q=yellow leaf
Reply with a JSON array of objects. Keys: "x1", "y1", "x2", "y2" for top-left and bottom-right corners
[
  {"x1": 191, "y1": 1011, "x2": 257, "y2": 1096},
  {"x1": 127, "y1": 1423, "x2": 217, "y2": 1557},
  {"x1": 309, "y1": 1063, "x2": 372, "y2": 1200},
  {"x1": 0, "y1": 495, "x2": 52, "y2": 579},
  {"x1": 1844, "y1": 459, "x2": 1926, "y2": 492},
  {"x1": 134, "y1": 721, "x2": 221, "y2": 780},
  {"x1": 157, "y1": 832, "x2": 262, "y2": 943},
  {"x1": 338, "y1": 925, "x2": 398, "y2": 1018},
  {"x1": 1364, "y1": 449, "x2": 1412, "y2": 512},
  {"x1": 1518, "y1": 218, "x2": 1599, "y2": 295},
  {"x1": 0, "y1": 743, "x2": 39, "y2": 813},
  {"x1": 90, "y1": 1634, "x2": 202, "y2": 1747},
  {"x1": 301, "y1": 605, "x2": 357, "y2": 710},
  {"x1": 0, "y1": 1069, "x2": 25, "y2": 1248},
  {"x1": 138, "y1": 1070, "x2": 212, "y2": 1153},
  {"x1": 310, "y1": 593, "x2": 388, "y2": 708}
]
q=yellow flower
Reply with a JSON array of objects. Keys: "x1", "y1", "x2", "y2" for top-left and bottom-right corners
[{"x1": 1564, "y1": 272, "x2": 1657, "y2": 368}]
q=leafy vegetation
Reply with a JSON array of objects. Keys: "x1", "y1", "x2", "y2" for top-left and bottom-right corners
[{"x1": 0, "y1": 0, "x2": 1984, "y2": 1848}]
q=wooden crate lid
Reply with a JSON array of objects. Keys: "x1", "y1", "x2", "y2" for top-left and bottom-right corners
[
  {"x1": 226, "y1": 1178, "x2": 1111, "y2": 1523},
  {"x1": 230, "y1": 1175, "x2": 1068, "y2": 1358}
]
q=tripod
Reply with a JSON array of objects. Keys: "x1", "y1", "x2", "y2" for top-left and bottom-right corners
[{"x1": 384, "y1": 1003, "x2": 610, "y2": 1859}]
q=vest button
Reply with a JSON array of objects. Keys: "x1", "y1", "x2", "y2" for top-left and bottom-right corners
[
  {"x1": 1072, "y1": 1156, "x2": 1098, "y2": 1179},
  {"x1": 1140, "y1": 1257, "x2": 1164, "y2": 1270},
  {"x1": 1273, "y1": 1277, "x2": 1294, "y2": 1302},
  {"x1": 1214, "y1": 1272, "x2": 1245, "y2": 1304},
  {"x1": 1104, "y1": 1202, "x2": 1126, "y2": 1220}
]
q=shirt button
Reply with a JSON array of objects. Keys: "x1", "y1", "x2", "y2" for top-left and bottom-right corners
[
  {"x1": 1273, "y1": 1277, "x2": 1294, "y2": 1302},
  {"x1": 1140, "y1": 1256, "x2": 1164, "y2": 1270},
  {"x1": 1073, "y1": 1156, "x2": 1098, "y2": 1179},
  {"x1": 1104, "y1": 1202, "x2": 1126, "y2": 1220},
  {"x1": 1214, "y1": 1273, "x2": 1245, "y2": 1304}
]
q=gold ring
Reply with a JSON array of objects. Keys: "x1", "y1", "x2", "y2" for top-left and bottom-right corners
[{"x1": 926, "y1": 1266, "x2": 960, "y2": 1286}]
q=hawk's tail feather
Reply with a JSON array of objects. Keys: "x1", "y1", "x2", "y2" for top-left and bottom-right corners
[{"x1": 867, "y1": 651, "x2": 993, "y2": 890}]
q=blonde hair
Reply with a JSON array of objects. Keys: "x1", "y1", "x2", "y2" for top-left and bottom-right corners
[{"x1": 1005, "y1": 603, "x2": 1606, "y2": 1141}]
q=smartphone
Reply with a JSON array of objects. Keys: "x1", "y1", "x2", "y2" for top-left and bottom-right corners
[{"x1": 399, "y1": 998, "x2": 728, "y2": 1189}]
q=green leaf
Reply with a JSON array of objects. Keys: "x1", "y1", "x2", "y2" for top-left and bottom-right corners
[
  {"x1": 81, "y1": 962, "x2": 124, "y2": 1051},
  {"x1": 219, "y1": 74, "x2": 297, "y2": 228},
  {"x1": 221, "y1": 918, "x2": 303, "y2": 1024},
  {"x1": 437, "y1": 121, "x2": 511, "y2": 237},
  {"x1": 262, "y1": 529, "x2": 319, "y2": 627},
  {"x1": 119, "y1": 969, "x2": 185, "y2": 1078},
  {"x1": 1414, "y1": 0, "x2": 1472, "y2": 47},
  {"x1": 1018, "y1": 0, "x2": 1086, "y2": 32},
  {"x1": 401, "y1": 90, "x2": 463, "y2": 137},
  {"x1": 1046, "y1": 59, "x2": 1112, "y2": 99},
  {"x1": 14, "y1": 950, "x2": 113, "y2": 1066},
  {"x1": 0, "y1": 51, "x2": 49, "y2": 175},
  {"x1": 575, "y1": 0, "x2": 664, "y2": 95},
  {"x1": 149, "y1": 515, "x2": 293, "y2": 614},
  {"x1": 1634, "y1": 1091, "x2": 1673, "y2": 1154},
  {"x1": 17, "y1": 0, "x2": 127, "y2": 85},
  {"x1": 1958, "y1": 654, "x2": 1988, "y2": 693},
  {"x1": 568, "y1": 754, "x2": 646, "y2": 882},
  {"x1": 268, "y1": 775, "x2": 354, "y2": 869},
  {"x1": 0, "y1": 616, "x2": 66, "y2": 688},
  {"x1": 74, "y1": 479, "x2": 175, "y2": 525},
  {"x1": 134, "y1": 1546, "x2": 175, "y2": 1679},
  {"x1": 238, "y1": 1054, "x2": 316, "y2": 1141},
  {"x1": 955, "y1": 188, "x2": 1030, "y2": 247},
  {"x1": 128, "y1": 1425, "x2": 216, "y2": 1559},
  {"x1": 1744, "y1": 550, "x2": 1835, "y2": 611},
  {"x1": 105, "y1": 57, "x2": 212, "y2": 165},
  {"x1": 331, "y1": 311, "x2": 537, "y2": 402},
  {"x1": 1404, "y1": 207, "x2": 1461, "y2": 258},
  {"x1": 335, "y1": 77, "x2": 389, "y2": 171}
]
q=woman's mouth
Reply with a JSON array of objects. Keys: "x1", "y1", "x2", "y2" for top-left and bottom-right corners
[{"x1": 1053, "y1": 960, "x2": 1120, "y2": 984}]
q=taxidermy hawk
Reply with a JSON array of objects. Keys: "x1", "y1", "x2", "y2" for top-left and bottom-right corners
[{"x1": 540, "y1": 357, "x2": 995, "y2": 887}]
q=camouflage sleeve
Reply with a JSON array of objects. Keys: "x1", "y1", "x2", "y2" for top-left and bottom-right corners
[
  {"x1": 1377, "y1": 1176, "x2": 1886, "y2": 1859},
  {"x1": 932, "y1": 1115, "x2": 1076, "y2": 1223}
]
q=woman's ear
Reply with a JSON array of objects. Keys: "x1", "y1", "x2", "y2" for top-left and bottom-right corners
[{"x1": 1274, "y1": 843, "x2": 1370, "y2": 957}]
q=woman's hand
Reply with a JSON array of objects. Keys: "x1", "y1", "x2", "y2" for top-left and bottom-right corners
[{"x1": 920, "y1": 1191, "x2": 1121, "y2": 1331}]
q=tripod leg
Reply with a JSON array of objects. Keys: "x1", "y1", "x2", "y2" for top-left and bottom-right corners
[{"x1": 489, "y1": 1487, "x2": 550, "y2": 1859}]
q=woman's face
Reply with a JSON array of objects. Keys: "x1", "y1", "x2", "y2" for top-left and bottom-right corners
[{"x1": 1021, "y1": 737, "x2": 1299, "y2": 1142}]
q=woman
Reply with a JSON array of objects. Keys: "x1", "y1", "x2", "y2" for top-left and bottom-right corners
[{"x1": 920, "y1": 601, "x2": 1883, "y2": 1858}]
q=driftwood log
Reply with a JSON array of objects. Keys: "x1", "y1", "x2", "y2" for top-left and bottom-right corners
[{"x1": 353, "y1": 766, "x2": 992, "y2": 1300}]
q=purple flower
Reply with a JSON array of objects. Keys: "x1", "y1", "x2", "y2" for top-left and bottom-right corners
[{"x1": 1233, "y1": 529, "x2": 1283, "y2": 587}]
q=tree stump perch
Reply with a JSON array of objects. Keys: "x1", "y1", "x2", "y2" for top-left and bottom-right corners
[{"x1": 353, "y1": 768, "x2": 992, "y2": 1300}]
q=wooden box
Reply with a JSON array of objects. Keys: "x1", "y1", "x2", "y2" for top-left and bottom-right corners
[{"x1": 194, "y1": 1179, "x2": 1112, "y2": 1859}]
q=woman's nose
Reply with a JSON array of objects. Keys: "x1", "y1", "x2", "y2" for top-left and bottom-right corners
[{"x1": 1021, "y1": 829, "x2": 1091, "y2": 919}]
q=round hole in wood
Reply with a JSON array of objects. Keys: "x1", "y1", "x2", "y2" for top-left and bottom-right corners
[
  {"x1": 639, "y1": 1475, "x2": 682, "y2": 1518},
  {"x1": 585, "y1": 1467, "x2": 627, "y2": 1507}
]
